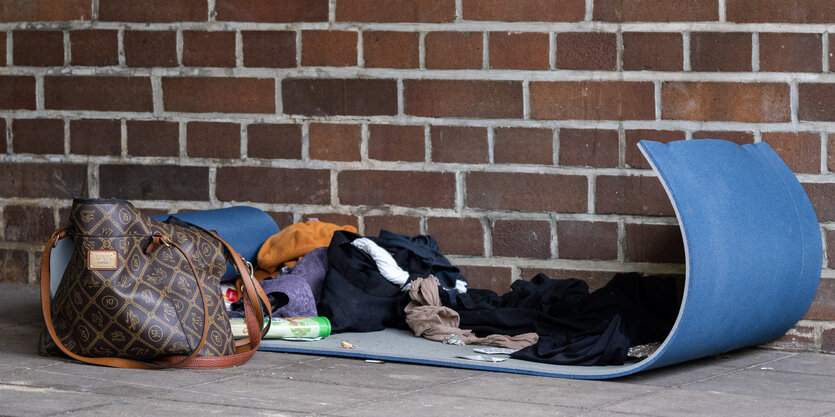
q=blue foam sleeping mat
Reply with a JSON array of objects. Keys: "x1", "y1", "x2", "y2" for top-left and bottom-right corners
[{"x1": 260, "y1": 139, "x2": 822, "y2": 379}]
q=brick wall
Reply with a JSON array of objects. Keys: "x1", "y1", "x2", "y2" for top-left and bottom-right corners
[{"x1": 1, "y1": 0, "x2": 833, "y2": 352}]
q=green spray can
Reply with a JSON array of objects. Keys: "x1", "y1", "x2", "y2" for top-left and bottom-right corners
[{"x1": 229, "y1": 316, "x2": 331, "y2": 340}]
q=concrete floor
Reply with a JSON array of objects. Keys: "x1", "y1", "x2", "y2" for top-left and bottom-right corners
[{"x1": 3, "y1": 283, "x2": 834, "y2": 417}]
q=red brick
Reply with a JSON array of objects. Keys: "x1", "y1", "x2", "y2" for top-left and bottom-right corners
[
  {"x1": 830, "y1": 134, "x2": 835, "y2": 173},
  {"x1": 0, "y1": 33, "x2": 5, "y2": 65},
  {"x1": 493, "y1": 219, "x2": 551, "y2": 259},
  {"x1": 186, "y1": 121, "x2": 241, "y2": 158},
  {"x1": 727, "y1": 0, "x2": 835, "y2": 23},
  {"x1": 364, "y1": 215, "x2": 421, "y2": 236},
  {"x1": 124, "y1": 31, "x2": 177, "y2": 67},
  {"x1": 827, "y1": 230, "x2": 835, "y2": 269},
  {"x1": 594, "y1": 0, "x2": 718, "y2": 22},
  {"x1": 804, "y1": 278, "x2": 835, "y2": 320},
  {"x1": 430, "y1": 126, "x2": 488, "y2": 164},
  {"x1": 283, "y1": 79, "x2": 397, "y2": 116},
  {"x1": 626, "y1": 130, "x2": 686, "y2": 169},
  {"x1": 45, "y1": 76, "x2": 152, "y2": 112},
  {"x1": 692, "y1": 131, "x2": 755, "y2": 145},
  {"x1": 303, "y1": 213, "x2": 358, "y2": 229},
  {"x1": 759, "y1": 33, "x2": 821, "y2": 73},
  {"x1": 183, "y1": 31, "x2": 236, "y2": 67},
  {"x1": 13, "y1": 30, "x2": 63, "y2": 67},
  {"x1": 425, "y1": 32, "x2": 483, "y2": 69},
  {"x1": 623, "y1": 32, "x2": 683, "y2": 71},
  {"x1": 490, "y1": 32, "x2": 549, "y2": 70},
  {"x1": 268, "y1": 212, "x2": 294, "y2": 230},
  {"x1": 100, "y1": 165, "x2": 208, "y2": 201},
  {"x1": 462, "y1": 0, "x2": 584, "y2": 22},
  {"x1": 458, "y1": 265, "x2": 512, "y2": 294},
  {"x1": 12, "y1": 119, "x2": 64, "y2": 155},
  {"x1": 690, "y1": 32, "x2": 752, "y2": 72},
  {"x1": 662, "y1": 82, "x2": 790, "y2": 123},
  {"x1": 99, "y1": 0, "x2": 206, "y2": 22},
  {"x1": 557, "y1": 221, "x2": 617, "y2": 260},
  {"x1": 218, "y1": 167, "x2": 329, "y2": 204},
  {"x1": 302, "y1": 30, "x2": 357, "y2": 67},
  {"x1": 521, "y1": 268, "x2": 614, "y2": 291},
  {"x1": 70, "y1": 119, "x2": 121, "y2": 156},
  {"x1": 531, "y1": 81, "x2": 655, "y2": 121},
  {"x1": 70, "y1": 30, "x2": 118, "y2": 66},
  {"x1": 0, "y1": 120, "x2": 5, "y2": 153},
  {"x1": 339, "y1": 170, "x2": 456, "y2": 209},
  {"x1": 405, "y1": 80, "x2": 522, "y2": 119},
  {"x1": 559, "y1": 128, "x2": 618, "y2": 168},
  {"x1": 0, "y1": 162, "x2": 87, "y2": 198},
  {"x1": 494, "y1": 127, "x2": 553, "y2": 165},
  {"x1": 363, "y1": 31, "x2": 419, "y2": 69},
  {"x1": 163, "y1": 77, "x2": 274, "y2": 114},
  {"x1": 823, "y1": 328, "x2": 835, "y2": 353},
  {"x1": 0, "y1": 76, "x2": 35, "y2": 110},
  {"x1": 467, "y1": 172, "x2": 587, "y2": 212},
  {"x1": 0, "y1": 249, "x2": 28, "y2": 284},
  {"x1": 216, "y1": 0, "x2": 328, "y2": 22},
  {"x1": 127, "y1": 120, "x2": 179, "y2": 157},
  {"x1": 799, "y1": 84, "x2": 835, "y2": 121},
  {"x1": 556, "y1": 32, "x2": 616, "y2": 71},
  {"x1": 766, "y1": 325, "x2": 816, "y2": 351},
  {"x1": 762, "y1": 132, "x2": 821, "y2": 174},
  {"x1": 596, "y1": 175, "x2": 674, "y2": 216},
  {"x1": 802, "y1": 183, "x2": 835, "y2": 221},
  {"x1": 309, "y1": 123, "x2": 361, "y2": 161},
  {"x1": 426, "y1": 217, "x2": 484, "y2": 256},
  {"x1": 247, "y1": 123, "x2": 301, "y2": 159},
  {"x1": 0, "y1": 0, "x2": 91, "y2": 22},
  {"x1": 4, "y1": 205, "x2": 54, "y2": 243},
  {"x1": 242, "y1": 31, "x2": 296, "y2": 68},
  {"x1": 625, "y1": 223, "x2": 685, "y2": 263},
  {"x1": 368, "y1": 124, "x2": 425, "y2": 162},
  {"x1": 336, "y1": 0, "x2": 455, "y2": 22}
]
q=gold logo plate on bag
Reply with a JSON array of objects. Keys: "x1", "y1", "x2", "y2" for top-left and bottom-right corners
[{"x1": 88, "y1": 250, "x2": 118, "y2": 270}]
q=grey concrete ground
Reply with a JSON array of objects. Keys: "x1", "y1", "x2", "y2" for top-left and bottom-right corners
[{"x1": 3, "y1": 282, "x2": 834, "y2": 417}]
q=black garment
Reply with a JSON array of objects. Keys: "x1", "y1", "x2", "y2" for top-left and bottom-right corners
[{"x1": 375, "y1": 230, "x2": 465, "y2": 299}]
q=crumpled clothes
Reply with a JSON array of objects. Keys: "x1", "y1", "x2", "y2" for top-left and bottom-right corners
[{"x1": 257, "y1": 220, "x2": 357, "y2": 271}]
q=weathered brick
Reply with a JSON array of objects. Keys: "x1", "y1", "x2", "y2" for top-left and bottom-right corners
[
  {"x1": 0, "y1": 0, "x2": 91, "y2": 22},
  {"x1": 0, "y1": 33, "x2": 5, "y2": 65},
  {"x1": 462, "y1": 0, "x2": 584, "y2": 22},
  {"x1": 692, "y1": 131, "x2": 755, "y2": 145},
  {"x1": 426, "y1": 217, "x2": 483, "y2": 256},
  {"x1": 830, "y1": 134, "x2": 835, "y2": 173},
  {"x1": 45, "y1": 76, "x2": 153, "y2": 112},
  {"x1": 802, "y1": 183, "x2": 835, "y2": 221},
  {"x1": 430, "y1": 125, "x2": 488, "y2": 164},
  {"x1": 690, "y1": 32, "x2": 752, "y2": 72},
  {"x1": 70, "y1": 119, "x2": 121, "y2": 156},
  {"x1": 727, "y1": 0, "x2": 835, "y2": 23},
  {"x1": 363, "y1": 31, "x2": 419, "y2": 69},
  {"x1": 625, "y1": 223, "x2": 685, "y2": 263},
  {"x1": 759, "y1": 33, "x2": 821, "y2": 73},
  {"x1": 339, "y1": 170, "x2": 455, "y2": 208},
  {"x1": 0, "y1": 76, "x2": 35, "y2": 110},
  {"x1": 99, "y1": 0, "x2": 206, "y2": 22},
  {"x1": 12, "y1": 118, "x2": 64, "y2": 155},
  {"x1": 100, "y1": 165, "x2": 208, "y2": 201},
  {"x1": 558, "y1": 128, "x2": 618, "y2": 168},
  {"x1": 186, "y1": 121, "x2": 241, "y2": 158},
  {"x1": 494, "y1": 127, "x2": 553, "y2": 165},
  {"x1": 0, "y1": 120, "x2": 5, "y2": 153},
  {"x1": 368, "y1": 124, "x2": 425, "y2": 162},
  {"x1": 0, "y1": 162, "x2": 87, "y2": 198},
  {"x1": 493, "y1": 219, "x2": 551, "y2": 259},
  {"x1": 662, "y1": 82, "x2": 790, "y2": 123},
  {"x1": 268, "y1": 212, "x2": 294, "y2": 230},
  {"x1": 183, "y1": 31, "x2": 236, "y2": 67},
  {"x1": 799, "y1": 83, "x2": 835, "y2": 121},
  {"x1": 626, "y1": 130, "x2": 686, "y2": 169},
  {"x1": 216, "y1": 0, "x2": 328, "y2": 22},
  {"x1": 458, "y1": 265, "x2": 512, "y2": 294},
  {"x1": 822, "y1": 328, "x2": 835, "y2": 353},
  {"x1": 218, "y1": 167, "x2": 329, "y2": 204},
  {"x1": 623, "y1": 32, "x2": 683, "y2": 71},
  {"x1": 489, "y1": 32, "x2": 549, "y2": 70},
  {"x1": 596, "y1": 175, "x2": 674, "y2": 216},
  {"x1": 557, "y1": 221, "x2": 618, "y2": 260},
  {"x1": 467, "y1": 172, "x2": 587, "y2": 212},
  {"x1": 336, "y1": 0, "x2": 454, "y2": 22},
  {"x1": 762, "y1": 132, "x2": 821, "y2": 174},
  {"x1": 309, "y1": 123, "x2": 361, "y2": 161},
  {"x1": 594, "y1": 0, "x2": 718, "y2": 22},
  {"x1": 283, "y1": 79, "x2": 397, "y2": 116},
  {"x1": 556, "y1": 32, "x2": 616, "y2": 71},
  {"x1": 163, "y1": 77, "x2": 274, "y2": 114},
  {"x1": 242, "y1": 31, "x2": 296, "y2": 68},
  {"x1": 4, "y1": 205, "x2": 54, "y2": 243},
  {"x1": 303, "y1": 213, "x2": 358, "y2": 228},
  {"x1": 425, "y1": 32, "x2": 483, "y2": 69},
  {"x1": 364, "y1": 215, "x2": 421, "y2": 236},
  {"x1": 124, "y1": 31, "x2": 177, "y2": 67},
  {"x1": 827, "y1": 230, "x2": 835, "y2": 269},
  {"x1": 302, "y1": 30, "x2": 357, "y2": 67},
  {"x1": 531, "y1": 82, "x2": 655, "y2": 120},
  {"x1": 70, "y1": 30, "x2": 118, "y2": 66},
  {"x1": 405, "y1": 80, "x2": 522, "y2": 119},
  {"x1": 521, "y1": 268, "x2": 614, "y2": 291},
  {"x1": 13, "y1": 30, "x2": 63, "y2": 67},
  {"x1": 247, "y1": 123, "x2": 301, "y2": 159},
  {"x1": 766, "y1": 325, "x2": 817, "y2": 351},
  {"x1": 0, "y1": 249, "x2": 28, "y2": 284},
  {"x1": 804, "y1": 278, "x2": 835, "y2": 320},
  {"x1": 127, "y1": 120, "x2": 179, "y2": 157}
]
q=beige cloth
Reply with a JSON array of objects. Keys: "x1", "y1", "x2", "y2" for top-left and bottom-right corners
[{"x1": 404, "y1": 275, "x2": 538, "y2": 350}]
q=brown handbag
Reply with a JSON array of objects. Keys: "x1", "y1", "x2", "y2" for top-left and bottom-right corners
[{"x1": 39, "y1": 198, "x2": 272, "y2": 369}]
